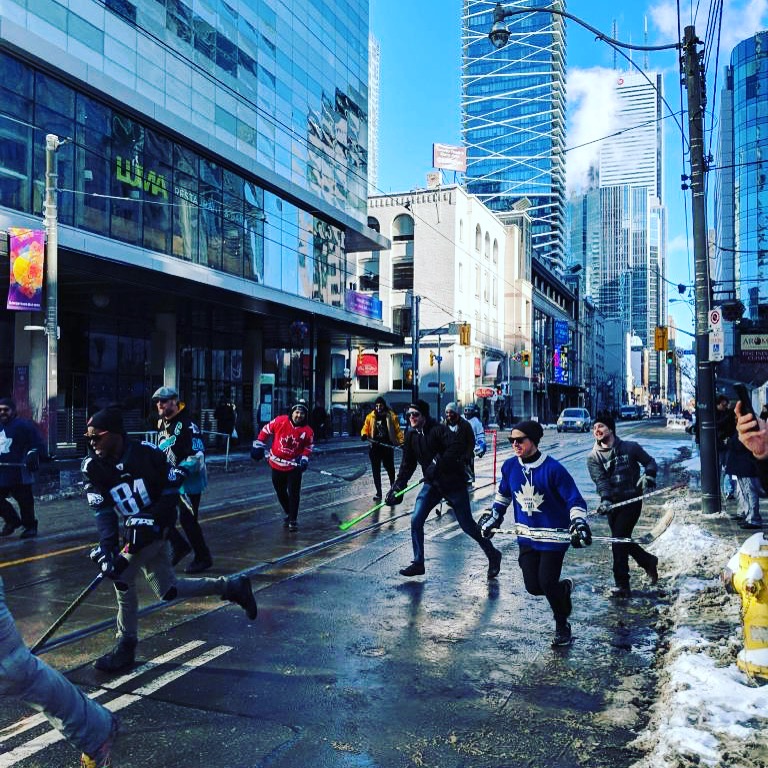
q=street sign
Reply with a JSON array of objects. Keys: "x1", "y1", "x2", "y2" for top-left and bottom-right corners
[{"x1": 708, "y1": 308, "x2": 722, "y2": 330}]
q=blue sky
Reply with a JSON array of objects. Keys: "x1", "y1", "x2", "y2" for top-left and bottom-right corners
[{"x1": 369, "y1": 0, "x2": 768, "y2": 340}]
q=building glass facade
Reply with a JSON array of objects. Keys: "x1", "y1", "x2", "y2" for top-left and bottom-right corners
[{"x1": 461, "y1": 0, "x2": 567, "y2": 273}]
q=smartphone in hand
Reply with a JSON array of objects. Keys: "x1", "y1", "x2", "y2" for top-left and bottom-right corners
[{"x1": 734, "y1": 384, "x2": 760, "y2": 432}]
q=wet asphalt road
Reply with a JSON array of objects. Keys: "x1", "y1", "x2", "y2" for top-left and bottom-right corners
[{"x1": 0, "y1": 423, "x2": 690, "y2": 767}]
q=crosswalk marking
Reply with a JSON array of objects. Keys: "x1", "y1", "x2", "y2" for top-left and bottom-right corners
[{"x1": 0, "y1": 643, "x2": 231, "y2": 766}]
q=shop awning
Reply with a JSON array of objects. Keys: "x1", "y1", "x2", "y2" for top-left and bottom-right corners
[{"x1": 356, "y1": 353, "x2": 379, "y2": 376}]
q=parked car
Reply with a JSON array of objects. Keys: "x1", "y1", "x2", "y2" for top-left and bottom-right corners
[
  {"x1": 556, "y1": 408, "x2": 592, "y2": 433},
  {"x1": 619, "y1": 404, "x2": 643, "y2": 420}
]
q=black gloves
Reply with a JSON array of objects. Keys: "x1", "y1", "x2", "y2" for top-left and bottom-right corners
[
  {"x1": 637, "y1": 475, "x2": 657, "y2": 492},
  {"x1": 361, "y1": 434, "x2": 369, "y2": 442},
  {"x1": 385, "y1": 483, "x2": 404, "y2": 506},
  {"x1": 89, "y1": 545, "x2": 126, "y2": 579},
  {"x1": 478, "y1": 505, "x2": 505, "y2": 538},
  {"x1": 424, "y1": 458, "x2": 439, "y2": 483},
  {"x1": 596, "y1": 500, "x2": 612, "y2": 515},
  {"x1": 569, "y1": 517, "x2": 593, "y2": 548},
  {"x1": 250, "y1": 441, "x2": 266, "y2": 461},
  {"x1": 299, "y1": 457, "x2": 309, "y2": 473}
]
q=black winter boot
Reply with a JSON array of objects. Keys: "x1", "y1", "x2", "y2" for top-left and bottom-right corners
[
  {"x1": 223, "y1": 575, "x2": 258, "y2": 620},
  {"x1": 94, "y1": 638, "x2": 137, "y2": 673}
]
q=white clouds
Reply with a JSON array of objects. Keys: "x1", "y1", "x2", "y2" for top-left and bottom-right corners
[{"x1": 565, "y1": 67, "x2": 620, "y2": 195}]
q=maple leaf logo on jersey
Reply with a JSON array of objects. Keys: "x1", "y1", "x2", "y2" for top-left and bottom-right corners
[
  {"x1": 278, "y1": 434, "x2": 302, "y2": 455},
  {"x1": 515, "y1": 479, "x2": 545, "y2": 514}
]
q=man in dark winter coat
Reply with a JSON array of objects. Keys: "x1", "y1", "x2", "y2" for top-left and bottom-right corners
[
  {"x1": 387, "y1": 400, "x2": 502, "y2": 579},
  {"x1": 0, "y1": 397, "x2": 46, "y2": 538},
  {"x1": 586, "y1": 412, "x2": 659, "y2": 598},
  {"x1": 715, "y1": 395, "x2": 737, "y2": 499},
  {"x1": 725, "y1": 431, "x2": 764, "y2": 529},
  {"x1": 82, "y1": 407, "x2": 257, "y2": 674}
]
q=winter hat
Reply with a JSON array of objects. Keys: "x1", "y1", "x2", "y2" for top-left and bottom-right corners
[
  {"x1": 594, "y1": 412, "x2": 616, "y2": 434},
  {"x1": 510, "y1": 420, "x2": 544, "y2": 446},
  {"x1": 408, "y1": 399, "x2": 430, "y2": 417},
  {"x1": 291, "y1": 399, "x2": 309, "y2": 415},
  {"x1": 374, "y1": 396, "x2": 388, "y2": 408},
  {"x1": 0, "y1": 397, "x2": 16, "y2": 411},
  {"x1": 86, "y1": 407, "x2": 125, "y2": 434},
  {"x1": 444, "y1": 402, "x2": 459, "y2": 414},
  {"x1": 152, "y1": 385, "x2": 179, "y2": 402}
]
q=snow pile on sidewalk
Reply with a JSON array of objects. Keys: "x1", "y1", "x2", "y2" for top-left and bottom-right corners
[{"x1": 630, "y1": 458, "x2": 768, "y2": 768}]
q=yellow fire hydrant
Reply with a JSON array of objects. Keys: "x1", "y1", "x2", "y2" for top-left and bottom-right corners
[{"x1": 724, "y1": 531, "x2": 768, "y2": 681}]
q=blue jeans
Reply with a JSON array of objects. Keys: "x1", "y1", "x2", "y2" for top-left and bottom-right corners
[
  {"x1": 0, "y1": 576, "x2": 113, "y2": 755},
  {"x1": 408, "y1": 482, "x2": 496, "y2": 564}
]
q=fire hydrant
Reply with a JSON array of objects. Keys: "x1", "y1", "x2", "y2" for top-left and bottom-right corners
[{"x1": 724, "y1": 531, "x2": 768, "y2": 681}]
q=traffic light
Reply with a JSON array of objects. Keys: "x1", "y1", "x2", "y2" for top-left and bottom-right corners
[
  {"x1": 665, "y1": 350, "x2": 675, "y2": 365},
  {"x1": 654, "y1": 325, "x2": 669, "y2": 352},
  {"x1": 496, "y1": 385, "x2": 502, "y2": 396},
  {"x1": 440, "y1": 382, "x2": 446, "y2": 393},
  {"x1": 429, "y1": 350, "x2": 435, "y2": 367},
  {"x1": 459, "y1": 323, "x2": 471, "y2": 346},
  {"x1": 521, "y1": 350, "x2": 531, "y2": 367}
]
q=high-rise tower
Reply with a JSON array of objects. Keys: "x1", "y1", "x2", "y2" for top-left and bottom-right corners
[{"x1": 461, "y1": 0, "x2": 567, "y2": 273}]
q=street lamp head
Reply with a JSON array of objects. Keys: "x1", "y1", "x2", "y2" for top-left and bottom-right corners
[{"x1": 489, "y1": 21, "x2": 510, "y2": 49}]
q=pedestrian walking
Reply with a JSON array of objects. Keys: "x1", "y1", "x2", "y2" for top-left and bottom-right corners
[
  {"x1": 463, "y1": 405, "x2": 486, "y2": 485},
  {"x1": 213, "y1": 395, "x2": 237, "y2": 450},
  {"x1": 715, "y1": 394, "x2": 736, "y2": 500},
  {"x1": 725, "y1": 432, "x2": 764, "y2": 529},
  {"x1": 0, "y1": 397, "x2": 45, "y2": 538},
  {"x1": 0, "y1": 575, "x2": 119, "y2": 767},
  {"x1": 251, "y1": 400, "x2": 314, "y2": 531},
  {"x1": 360, "y1": 396, "x2": 404, "y2": 501},
  {"x1": 389, "y1": 400, "x2": 502, "y2": 579},
  {"x1": 586, "y1": 412, "x2": 659, "y2": 598},
  {"x1": 82, "y1": 407, "x2": 257, "y2": 674},
  {"x1": 153, "y1": 386, "x2": 213, "y2": 573},
  {"x1": 311, "y1": 400, "x2": 328, "y2": 442},
  {"x1": 480, "y1": 420, "x2": 591, "y2": 647}
]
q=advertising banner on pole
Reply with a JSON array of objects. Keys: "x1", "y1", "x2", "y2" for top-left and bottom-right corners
[{"x1": 7, "y1": 228, "x2": 45, "y2": 311}]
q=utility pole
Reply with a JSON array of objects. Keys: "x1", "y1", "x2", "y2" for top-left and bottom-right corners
[
  {"x1": 682, "y1": 26, "x2": 720, "y2": 514},
  {"x1": 410, "y1": 292, "x2": 420, "y2": 401},
  {"x1": 43, "y1": 134, "x2": 60, "y2": 459}
]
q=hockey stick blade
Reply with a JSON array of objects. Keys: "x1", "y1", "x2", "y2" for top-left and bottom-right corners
[
  {"x1": 266, "y1": 451, "x2": 366, "y2": 482},
  {"x1": 339, "y1": 479, "x2": 424, "y2": 531}
]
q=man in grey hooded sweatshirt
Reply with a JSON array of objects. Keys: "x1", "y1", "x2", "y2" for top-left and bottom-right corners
[{"x1": 586, "y1": 412, "x2": 659, "y2": 598}]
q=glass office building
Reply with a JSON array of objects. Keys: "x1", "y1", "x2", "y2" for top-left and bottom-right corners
[
  {"x1": 461, "y1": 0, "x2": 567, "y2": 273},
  {"x1": 0, "y1": 0, "x2": 392, "y2": 446}
]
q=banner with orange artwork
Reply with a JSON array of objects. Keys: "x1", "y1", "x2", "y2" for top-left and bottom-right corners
[{"x1": 7, "y1": 228, "x2": 45, "y2": 310}]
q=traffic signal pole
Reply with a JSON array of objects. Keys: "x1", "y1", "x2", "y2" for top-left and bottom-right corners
[{"x1": 682, "y1": 26, "x2": 720, "y2": 514}]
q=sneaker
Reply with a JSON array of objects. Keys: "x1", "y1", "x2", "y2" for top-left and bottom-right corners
[
  {"x1": 223, "y1": 575, "x2": 258, "y2": 620},
  {"x1": 561, "y1": 578, "x2": 573, "y2": 618},
  {"x1": 288, "y1": 520, "x2": 299, "y2": 531},
  {"x1": 170, "y1": 538, "x2": 192, "y2": 566},
  {"x1": 19, "y1": 524, "x2": 38, "y2": 539},
  {"x1": 373, "y1": 494, "x2": 382, "y2": 502},
  {"x1": 94, "y1": 639, "x2": 137, "y2": 673},
  {"x1": 609, "y1": 586, "x2": 632, "y2": 599},
  {"x1": 185, "y1": 557, "x2": 213, "y2": 574},
  {"x1": 643, "y1": 555, "x2": 659, "y2": 585},
  {"x1": 0, "y1": 521, "x2": 20, "y2": 537},
  {"x1": 80, "y1": 714, "x2": 119, "y2": 768},
  {"x1": 552, "y1": 622, "x2": 572, "y2": 647},
  {"x1": 486, "y1": 548, "x2": 502, "y2": 579},
  {"x1": 399, "y1": 562, "x2": 425, "y2": 577}
]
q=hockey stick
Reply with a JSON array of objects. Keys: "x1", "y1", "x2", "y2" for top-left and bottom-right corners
[
  {"x1": 338, "y1": 479, "x2": 424, "y2": 531},
  {"x1": 266, "y1": 452, "x2": 367, "y2": 482},
  {"x1": 30, "y1": 573, "x2": 105, "y2": 654},
  {"x1": 492, "y1": 508, "x2": 676, "y2": 546},
  {"x1": 595, "y1": 482, "x2": 687, "y2": 514},
  {"x1": 1, "y1": 450, "x2": 41, "y2": 472},
  {"x1": 365, "y1": 438, "x2": 405, "y2": 451}
]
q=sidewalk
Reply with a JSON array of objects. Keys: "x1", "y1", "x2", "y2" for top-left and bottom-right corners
[{"x1": 634, "y1": 454, "x2": 768, "y2": 767}]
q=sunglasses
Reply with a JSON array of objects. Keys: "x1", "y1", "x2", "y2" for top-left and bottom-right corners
[
  {"x1": 509, "y1": 436, "x2": 529, "y2": 445},
  {"x1": 84, "y1": 431, "x2": 109, "y2": 443},
  {"x1": 407, "y1": 411, "x2": 421, "y2": 418},
  {"x1": 0, "y1": 407, "x2": 11, "y2": 412}
]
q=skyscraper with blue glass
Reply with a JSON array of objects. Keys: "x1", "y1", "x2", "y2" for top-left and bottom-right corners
[{"x1": 461, "y1": 0, "x2": 567, "y2": 273}]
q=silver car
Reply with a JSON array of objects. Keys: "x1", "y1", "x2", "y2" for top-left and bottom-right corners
[{"x1": 556, "y1": 408, "x2": 592, "y2": 433}]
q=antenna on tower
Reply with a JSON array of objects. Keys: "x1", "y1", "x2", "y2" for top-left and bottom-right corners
[
  {"x1": 643, "y1": 16, "x2": 649, "y2": 70},
  {"x1": 612, "y1": 20, "x2": 618, "y2": 70}
]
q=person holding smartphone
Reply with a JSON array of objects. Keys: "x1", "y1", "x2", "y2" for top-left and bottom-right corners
[{"x1": 735, "y1": 400, "x2": 768, "y2": 494}]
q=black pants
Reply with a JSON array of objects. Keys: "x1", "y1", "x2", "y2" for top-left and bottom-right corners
[
  {"x1": 0, "y1": 485, "x2": 36, "y2": 529},
  {"x1": 607, "y1": 500, "x2": 656, "y2": 588},
  {"x1": 167, "y1": 493, "x2": 211, "y2": 561},
  {"x1": 369, "y1": 445, "x2": 396, "y2": 496},
  {"x1": 272, "y1": 467, "x2": 303, "y2": 522},
  {"x1": 518, "y1": 546, "x2": 570, "y2": 623}
]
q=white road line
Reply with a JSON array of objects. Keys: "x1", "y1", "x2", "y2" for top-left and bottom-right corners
[
  {"x1": 0, "y1": 641, "x2": 206, "y2": 742},
  {"x1": 0, "y1": 644, "x2": 230, "y2": 766}
]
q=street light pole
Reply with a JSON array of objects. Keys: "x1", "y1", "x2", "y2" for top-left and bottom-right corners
[
  {"x1": 43, "y1": 134, "x2": 60, "y2": 459},
  {"x1": 682, "y1": 26, "x2": 720, "y2": 514}
]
